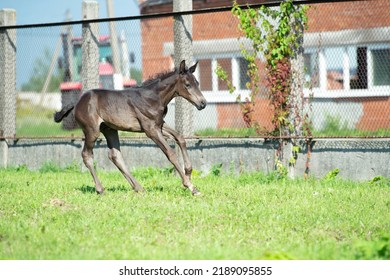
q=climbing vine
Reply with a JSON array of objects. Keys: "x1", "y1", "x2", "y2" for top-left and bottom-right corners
[
  {"x1": 231, "y1": 0, "x2": 309, "y2": 135},
  {"x1": 216, "y1": 0, "x2": 311, "y2": 135},
  {"x1": 216, "y1": 0, "x2": 312, "y2": 177}
]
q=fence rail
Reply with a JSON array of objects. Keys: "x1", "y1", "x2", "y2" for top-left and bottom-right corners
[{"x1": 0, "y1": 0, "x2": 389, "y2": 140}]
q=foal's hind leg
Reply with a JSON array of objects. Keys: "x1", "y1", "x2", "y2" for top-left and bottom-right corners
[
  {"x1": 100, "y1": 124, "x2": 144, "y2": 193},
  {"x1": 162, "y1": 124, "x2": 193, "y2": 180},
  {"x1": 82, "y1": 128, "x2": 104, "y2": 194}
]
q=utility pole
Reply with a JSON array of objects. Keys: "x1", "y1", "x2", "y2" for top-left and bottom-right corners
[
  {"x1": 106, "y1": 0, "x2": 123, "y2": 89},
  {"x1": 120, "y1": 30, "x2": 131, "y2": 80},
  {"x1": 173, "y1": 0, "x2": 194, "y2": 137}
]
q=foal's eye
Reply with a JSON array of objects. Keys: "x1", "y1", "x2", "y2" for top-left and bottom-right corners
[{"x1": 185, "y1": 83, "x2": 191, "y2": 89}]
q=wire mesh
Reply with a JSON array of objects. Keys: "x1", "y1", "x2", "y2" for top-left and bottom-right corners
[
  {"x1": 12, "y1": 19, "x2": 142, "y2": 139},
  {"x1": 1, "y1": 0, "x2": 389, "y2": 139},
  {"x1": 304, "y1": 0, "x2": 390, "y2": 137}
]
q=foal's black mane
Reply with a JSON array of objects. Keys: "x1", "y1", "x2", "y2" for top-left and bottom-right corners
[{"x1": 139, "y1": 68, "x2": 179, "y2": 88}]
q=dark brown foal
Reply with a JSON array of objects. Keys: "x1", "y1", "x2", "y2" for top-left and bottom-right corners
[{"x1": 54, "y1": 60, "x2": 206, "y2": 196}]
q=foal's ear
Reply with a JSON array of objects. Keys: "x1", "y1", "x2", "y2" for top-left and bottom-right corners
[
  {"x1": 189, "y1": 61, "x2": 198, "y2": 73},
  {"x1": 179, "y1": 60, "x2": 186, "y2": 74}
]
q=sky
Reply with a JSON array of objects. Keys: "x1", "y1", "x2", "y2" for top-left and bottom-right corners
[
  {"x1": 1, "y1": 0, "x2": 142, "y2": 88},
  {"x1": 1, "y1": 0, "x2": 140, "y2": 25}
]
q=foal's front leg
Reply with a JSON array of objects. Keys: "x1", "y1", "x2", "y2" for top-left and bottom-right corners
[{"x1": 148, "y1": 128, "x2": 201, "y2": 196}]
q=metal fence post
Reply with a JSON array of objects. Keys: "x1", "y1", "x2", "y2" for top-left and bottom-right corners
[
  {"x1": 288, "y1": 15, "x2": 305, "y2": 179},
  {"x1": 290, "y1": 31, "x2": 305, "y2": 138},
  {"x1": 82, "y1": 1, "x2": 100, "y2": 91},
  {"x1": 173, "y1": 0, "x2": 194, "y2": 137},
  {"x1": 0, "y1": 9, "x2": 16, "y2": 140}
]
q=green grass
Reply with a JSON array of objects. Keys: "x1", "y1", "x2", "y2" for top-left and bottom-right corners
[
  {"x1": 312, "y1": 115, "x2": 390, "y2": 138},
  {"x1": 0, "y1": 165, "x2": 389, "y2": 260},
  {"x1": 195, "y1": 127, "x2": 390, "y2": 138},
  {"x1": 195, "y1": 127, "x2": 259, "y2": 137}
]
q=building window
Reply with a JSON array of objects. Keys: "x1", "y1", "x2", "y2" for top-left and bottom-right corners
[
  {"x1": 371, "y1": 48, "x2": 390, "y2": 86},
  {"x1": 304, "y1": 44, "x2": 390, "y2": 94},
  {"x1": 195, "y1": 56, "x2": 250, "y2": 102},
  {"x1": 355, "y1": 47, "x2": 368, "y2": 89},
  {"x1": 198, "y1": 59, "x2": 212, "y2": 91},
  {"x1": 217, "y1": 58, "x2": 232, "y2": 91},
  {"x1": 238, "y1": 57, "x2": 250, "y2": 90},
  {"x1": 303, "y1": 52, "x2": 319, "y2": 89}
]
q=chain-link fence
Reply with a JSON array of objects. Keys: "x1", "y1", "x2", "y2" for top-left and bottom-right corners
[
  {"x1": 1, "y1": 0, "x2": 389, "y2": 139},
  {"x1": 1, "y1": 13, "x2": 143, "y2": 139}
]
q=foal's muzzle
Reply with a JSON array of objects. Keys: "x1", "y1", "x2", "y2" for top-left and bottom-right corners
[{"x1": 196, "y1": 100, "x2": 207, "y2": 111}]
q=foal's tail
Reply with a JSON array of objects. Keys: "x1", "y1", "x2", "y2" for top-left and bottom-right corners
[{"x1": 54, "y1": 103, "x2": 75, "y2": 123}]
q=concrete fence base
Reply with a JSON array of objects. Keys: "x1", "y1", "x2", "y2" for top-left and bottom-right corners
[{"x1": 0, "y1": 138, "x2": 389, "y2": 181}]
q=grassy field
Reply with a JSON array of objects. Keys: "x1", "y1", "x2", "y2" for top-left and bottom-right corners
[
  {"x1": 16, "y1": 100, "x2": 83, "y2": 138},
  {"x1": 16, "y1": 101, "x2": 144, "y2": 138},
  {"x1": 0, "y1": 165, "x2": 389, "y2": 260}
]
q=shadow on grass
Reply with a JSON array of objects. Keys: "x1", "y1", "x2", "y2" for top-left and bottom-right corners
[
  {"x1": 146, "y1": 184, "x2": 192, "y2": 196},
  {"x1": 77, "y1": 185, "x2": 130, "y2": 194},
  {"x1": 147, "y1": 185, "x2": 165, "y2": 193},
  {"x1": 106, "y1": 185, "x2": 130, "y2": 193},
  {"x1": 78, "y1": 185, "x2": 96, "y2": 194},
  {"x1": 77, "y1": 184, "x2": 190, "y2": 196}
]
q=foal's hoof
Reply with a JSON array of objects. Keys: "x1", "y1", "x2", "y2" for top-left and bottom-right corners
[
  {"x1": 135, "y1": 188, "x2": 146, "y2": 194},
  {"x1": 192, "y1": 189, "x2": 202, "y2": 196},
  {"x1": 96, "y1": 190, "x2": 104, "y2": 195}
]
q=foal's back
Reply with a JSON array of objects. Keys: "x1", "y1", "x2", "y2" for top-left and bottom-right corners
[{"x1": 75, "y1": 88, "x2": 161, "y2": 133}]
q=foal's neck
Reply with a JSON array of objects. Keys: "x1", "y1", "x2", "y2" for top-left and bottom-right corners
[{"x1": 157, "y1": 73, "x2": 179, "y2": 108}]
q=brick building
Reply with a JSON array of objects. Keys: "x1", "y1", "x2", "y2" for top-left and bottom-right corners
[{"x1": 138, "y1": 0, "x2": 390, "y2": 133}]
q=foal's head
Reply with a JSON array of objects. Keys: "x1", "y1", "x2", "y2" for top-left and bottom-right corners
[{"x1": 176, "y1": 60, "x2": 207, "y2": 111}]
